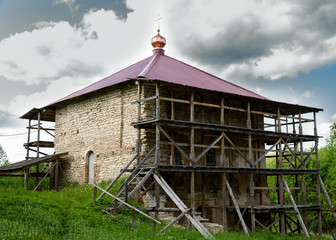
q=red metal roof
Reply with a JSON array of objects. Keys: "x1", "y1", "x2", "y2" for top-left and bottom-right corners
[{"x1": 48, "y1": 51, "x2": 267, "y2": 106}]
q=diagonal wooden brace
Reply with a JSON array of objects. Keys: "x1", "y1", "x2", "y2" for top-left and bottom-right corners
[
  {"x1": 223, "y1": 132, "x2": 253, "y2": 167},
  {"x1": 193, "y1": 133, "x2": 224, "y2": 164},
  {"x1": 157, "y1": 125, "x2": 192, "y2": 164}
]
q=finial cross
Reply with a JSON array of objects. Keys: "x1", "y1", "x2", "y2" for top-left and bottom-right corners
[{"x1": 155, "y1": 13, "x2": 163, "y2": 30}]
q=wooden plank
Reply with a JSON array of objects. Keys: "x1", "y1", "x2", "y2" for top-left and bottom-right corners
[
  {"x1": 24, "y1": 169, "x2": 29, "y2": 189},
  {"x1": 253, "y1": 138, "x2": 281, "y2": 167},
  {"x1": 33, "y1": 161, "x2": 56, "y2": 191},
  {"x1": 319, "y1": 175, "x2": 336, "y2": 222},
  {"x1": 160, "y1": 96, "x2": 190, "y2": 104},
  {"x1": 222, "y1": 132, "x2": 253, "y2": 167},
  {"x1": 54, "y1": 159, "x2": 59, "y2": 191},
  {"x1": 193, "y1": 133, "x2": 224, "y2": 164},
  {"x1": 131, "y1": 95, "x2": 157, "y2": 104},
  {"x1": 153, "y1": 174, "x2": 214, "y2": 239},
  {"x1": 159, "y1": 208, "x2": 191, "y2": 234},
  {"x1": 91, "y1": 183, "x2": 161, "y2": 224},
  {"x1": 224, "y1": 174, "x2": 249, "y2": 235},
  {"x1": 93, "y1": 186, "x2": 97, "y2": 203},
  {"x1": 98, "y1": 153, "x2": 138, "y2": 200},
  {"x1": 158, "y1": 125, "x2": 191, "y2": 163},
  {"x1": 282, "y1": 176, "x2": 309, "y2": 237},
  {"x1": 300, "y1": 146, "x2": 316, "y2": 169},
  {"x1": 124, "y1": 168, "x2": 154, "y2": 202}
]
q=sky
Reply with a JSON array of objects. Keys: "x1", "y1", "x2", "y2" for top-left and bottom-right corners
[{"x1": 0, "y1": 0, "x2": 336, "y2": 162}]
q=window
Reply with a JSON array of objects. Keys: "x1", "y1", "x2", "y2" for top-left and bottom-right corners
[
  {"x1": 175, "y1": 148, "x2": 182, "y2": 165},
  {"x1": 206, "y1": 148, "x2": 216, "y2": 166}
]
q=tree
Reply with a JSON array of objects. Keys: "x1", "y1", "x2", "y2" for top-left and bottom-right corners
[{"x1": 0, "y1": 144, "x2": 9, "y2": 166}]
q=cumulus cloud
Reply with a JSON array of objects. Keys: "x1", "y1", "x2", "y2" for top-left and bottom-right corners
[
  {"x1": 172, "y1": 0, "x2": 336, "y2": 81},
  {"x1": 0, "y1": 0, "x2": 133, "y2": 40}
]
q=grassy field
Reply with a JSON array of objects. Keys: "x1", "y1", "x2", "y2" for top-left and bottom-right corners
[{"x1": 0, "y1": 177, "x2": 331, "y2": 240}]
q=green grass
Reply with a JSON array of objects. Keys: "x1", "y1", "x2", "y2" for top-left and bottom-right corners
[{"x1": 0, "y1": 177, "x2": 331, "y2": 240}]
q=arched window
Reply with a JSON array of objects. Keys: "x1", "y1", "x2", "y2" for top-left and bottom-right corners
[{"x1": 87, "y1": 151, "x2": 94, "y2": 183}]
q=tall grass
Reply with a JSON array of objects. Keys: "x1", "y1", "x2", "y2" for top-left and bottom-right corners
[{"x1": 0, "y1": 177, "x2": 330, "y2": 240}]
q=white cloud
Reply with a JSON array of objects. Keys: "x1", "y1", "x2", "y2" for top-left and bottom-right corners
[
  {"x1": 255, "y1": 87, "x2": 264, "y2": 93},
  {"x1": 331, "y1": 113, "x2": 336, "y2": 121},
  {"x1": 303, "y1": 90, "x2": 314, "y2": 99}
]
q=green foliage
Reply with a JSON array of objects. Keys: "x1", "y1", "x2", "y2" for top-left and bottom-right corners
[{"x1": 0, "y1": 144, "x2": 9, "y2": 166}]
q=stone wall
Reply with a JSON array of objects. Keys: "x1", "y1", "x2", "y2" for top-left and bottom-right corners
[{"x1": 54, "y1": 83, "x2": 138, "y2": 183}]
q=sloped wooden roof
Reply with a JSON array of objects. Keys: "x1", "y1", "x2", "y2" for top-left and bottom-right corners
[{"x1": 0, "y1": 153, "x2": 67, "y2": 173}]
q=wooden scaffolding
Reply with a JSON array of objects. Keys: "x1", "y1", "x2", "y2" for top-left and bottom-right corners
[
  {"x1": 0, "y1": 108, "x2": 66, "y2": 191},
  {"x1": 96, "y1": 80, "x2": 335, "y2": 238}
]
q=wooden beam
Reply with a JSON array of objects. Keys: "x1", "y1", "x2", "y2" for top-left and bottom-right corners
[
  {"x1": 155, "y1": 83, "x2": 160, "y2": 166},
  {"x1": 193, "y1": 133, "x2": 224, "y2": 164},
  {"x1": 33, "y1": 161, "x2": 56, "y2": 191},
  {"x1": 54, "y1": 159, "x2": 59, "y2": 191},
  {"x1": 131, "y1": 95, "x2": 157, "y2": 104},
  {"x1": 92, "y1": 182, "x2": 161, "y2": 224},
  {"x1": 98, "y1": 153, "x2": 138, "y2": 200},
  {"x1": 253, "y1": 138, "x2": 281, "y2": 167},
  {"x1": 224, "y1": 174, "x2": 249, "y2": 235},
  {"x1": 319, "y1": 175, "x2": 336, "y2": 222},
  {"x1": 159, "y1": 208, "x2": 191, "y2": 234},
  {"x1": 282, "y1": 176, "x2": 309, "y2": 237},
  {"x1": 222, "y1": 132, "x2": 253, "y2": 167},
  {"x1": 157, "y1": 125, "x2": 191, "y2": 163}
]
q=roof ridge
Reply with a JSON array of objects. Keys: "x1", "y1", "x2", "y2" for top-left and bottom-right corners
[
  {"x1": 163, "y1": 55, "x2": 268, "y2": 100},
  {"x1": 138, "y1": 53, "x2": 160, "y2": 77}
]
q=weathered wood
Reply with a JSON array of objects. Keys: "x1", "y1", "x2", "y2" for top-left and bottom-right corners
[
  {"x1": 131, "y1": 95, "x2": 157, "y2": 104},
  {"x1": 222, "y1": 132, "x2": 252, "y2": 167},
  {"x1": 54, "y1": 159, "x2": 59, "y2": 191},
  {"x1": 319, "y1": 175, "x2": 336, "y2": 222},
  {"x1": 314, "y1": 112, "x2": 322, "y2": 236},
  {"x1": 224, "y1": 174, "x2": 249, "y2": 235},
  {"x1": 132, "y1": 209, "x2": 136, "y2": 231},
  {"x1": 159, "y1": 96, "x2": 190, "y2": 104},
  {"x1": 93, "y1": 186, "x2": 97, "y2": 203},
  {"x1": 193, "y1": 133, "x2": 224, "y2": 164},
  {"x1": 34, "y1": 161, "x2": 56, "y2": 191},
  {"x1": 91, "y1": 183, "x2": 161, "y2": 224},
  {"x1": 155, "y1": 83, "x2": 160, "y2": 166},
  {"x1": 158, "y1": 125, "x2": 191, "y2": 163},
  {"x1": 137, "y1": 81, "x2": 142, "y2": 165},
  {"x1": 26, "y1": 119, "x2": 31, "y2": 160},
  {"x1": 159, "y1": 208, "x2": 191, "y2": 234},
  {"x1": 122, "y1": 168, "x2": 154, "y2": 204},
  {"x1": 253, "y1": 139, "x2": 281, "y2": 167},
  {"x1": 282, "y1": 176, "x2": 309, "y2": 237},
  {"x1": 116, "y1": 147, "x2": 155, "y2": 194},
  {"x1": 24, "y1": 169, "x2": 29, "y2": 189},
  {"x1": 98, "y1": 153, "x2": 138, "y2": 200},
  {"x1": 322, "y1": 213, "x2": 336, "y2": 240},
  {"x1": 153, "y1": 174, "x2": 214, "y2": 239},
  {"x1": 158, "y1": 96, "x2": 315, "y2": 121},
  {"x1": 300, "y1": 146, "x2": 316, "y2": 169}
]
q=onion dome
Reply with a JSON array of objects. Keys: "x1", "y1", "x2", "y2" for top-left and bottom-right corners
[{"x1": 151, "y1": 29, "x2": 166, "y2": 49}]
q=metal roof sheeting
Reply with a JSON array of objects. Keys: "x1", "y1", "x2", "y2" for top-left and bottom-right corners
[{"x1": 47, "y1": 52, "x2": 267, "y2": 107}]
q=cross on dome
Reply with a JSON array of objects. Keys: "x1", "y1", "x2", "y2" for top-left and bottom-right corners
[{"x1": 151, "y1": 14, "x2": 166, "y2": 52}]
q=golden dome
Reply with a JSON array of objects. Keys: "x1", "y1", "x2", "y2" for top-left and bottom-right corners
[{"x1": 151, "y1": 29, "x2": 166, "y2": 49}]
